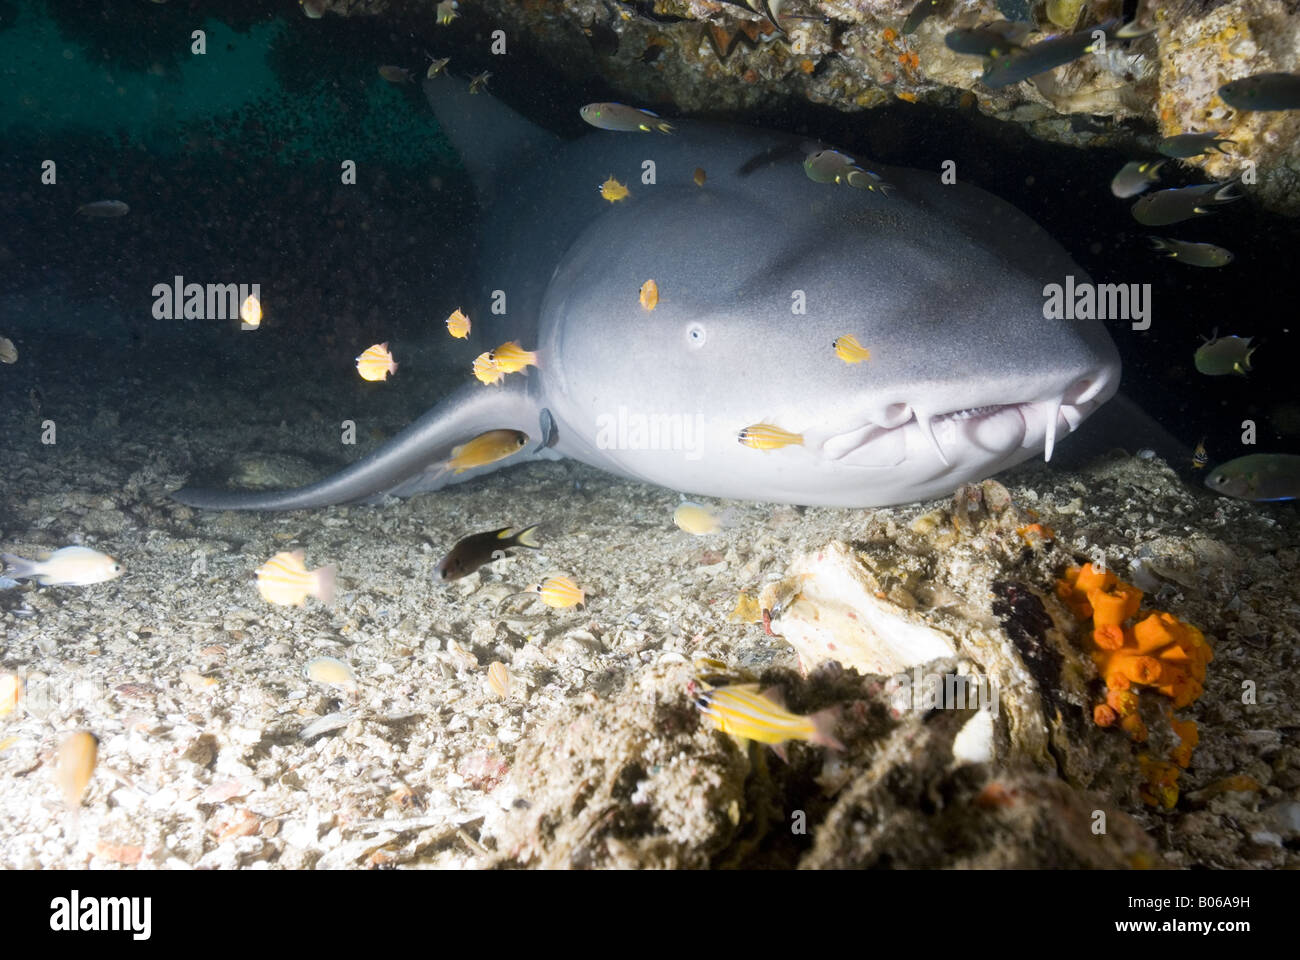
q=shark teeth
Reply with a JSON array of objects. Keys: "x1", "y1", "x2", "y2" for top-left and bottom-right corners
[
  {"x1": 1040, "y1": 399, "x2": 1062, "y2": 462},
  {"x1": 914, "y1": 413, "x2": 951, "y2": 467}
]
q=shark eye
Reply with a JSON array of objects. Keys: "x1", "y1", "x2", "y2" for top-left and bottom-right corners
[{"x1": 686, "y1": 323, "x2": 707, "y2": 348}]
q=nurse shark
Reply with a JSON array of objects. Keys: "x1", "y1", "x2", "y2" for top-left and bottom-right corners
[{"x1": 173, "y1": 75, "x2": 1120, "y2": 511}]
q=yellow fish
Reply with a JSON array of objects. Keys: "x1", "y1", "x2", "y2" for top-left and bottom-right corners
[
  {"x1": 1192, "y1": 437, "x2": 1208, "y2": 470},
  {"x1": 737, "y1": 423, "x2": 804, "y2": 450},
  {"x1": 446, "y1": 308, "x2": 471, "y2": 339},
  {"x1": 492, "y1": 341, "x2": 539, "y2": 374},
  {"x1": 240, "y1": 294, "x2": 262, "y2": 328},
  {"x1": 255, "y1": 550, "x2": 336, "y2": 607},
  {"x1": 693, "y1": 682, "x2": 842, "y2": 759},
  {"x1": 436, "y1": 0, "x2": 458, "y2": 24},
  {"x1": 600, "y1": 175, "x2": 630, "y2": 202},
  {"x1": 639, "y1": 279, "x2": 659, "y2": 311},
  {"x1": 531, "y1": 575, "x2": 585, "y2": 608},
  {"x1": 673, "y1": 501, "x2": 723, "y2": 535},
  {"x1": 693, "y1": 167, "x2": 707, "y2": 187},
  {"x1": 473, "y1": 351, "x2": 504, "y2": 385},
  {"x1": 445, "y1": 429, "x2": 529, "y2": 474},
  {"x1": 356, "y1": 342, "x2": 397, "y2": 381},
  {"x1": 833, "y1": 334, "x2": 870, "y2": 364},
  {"x1": 305, "y1": 657, "x2": 356, "y2": 692},
  {"x1": 56, "y1": 731, "x2": 98, "y2": 809}
]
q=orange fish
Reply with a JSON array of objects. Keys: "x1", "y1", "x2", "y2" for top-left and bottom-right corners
[
  {"x1": 255, "y1": 550, "x2": 336, "y2": 607},
  {"x1": 492, "y1": 341, "x2": 538, "y2": 374},
  {"x1": 473, "y1": 351, "x2": 504, "y2": 385},
  {"x1": 693, "y1": 167, "x2": 707, "y2": 186},
  {"x1": 446, "y1": 308, "x2": 471, "y2": 339},
  {"x1": 639, "y1": 279, "x2": 659, "y2": 311},
  {"x1": 56, "y1": 731, "x2": 98, "y2": 809},
  {"x1": 531, "y1": 575, "x2": 585, "y2": 608},
  {"x1": 600, "y1": 175, "x2": 629, "y2": 202},
  {"x1": 356, "y1": 342, "x2": 397, "y2": 381},
  {"x1": 445, "y1": 429, "x2": 529, "y2": 474}
]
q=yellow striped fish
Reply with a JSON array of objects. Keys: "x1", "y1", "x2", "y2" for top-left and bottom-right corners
[
  {"x1": 445, "y1": 429, "x2": 528, "y2": 474},
  {"x1": 356, "y1": 342, "x2": 397, "y2": 381},
  {"x1": 639, "y1": 279, "x2": 659, "y2": 311},
  {"x1": 255, "y1": 550, "x2": 336, "y2": 607},
  {"x1": 833, "y1": 334, "x2": 870, "y2": 364},
  {"x1": 531, "y1": 575, "x2": 585, "y2": 608},
  {"x1": 473, "y1": 350, "x2": 503, "y2": 385},
  {"x1": 240, "y1": 293, "x2": 262, "y2": 328},
  {"x1": 737, "y1": 422, "x2": 804, "y2": 450},
  {"x1": 446, "y1": 308, "x2": 471, "y2": 339},
  {"x1": 694, "y1": 682, "x2": 843, "y2": 757},
  {"x1": 491, "y1": 341, "x2": 539, "y2": 374}
]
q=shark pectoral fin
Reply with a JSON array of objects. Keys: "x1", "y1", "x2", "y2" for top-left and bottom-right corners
[{"x1": 172, "y1": 382, "x2": 542, "y2": 511}]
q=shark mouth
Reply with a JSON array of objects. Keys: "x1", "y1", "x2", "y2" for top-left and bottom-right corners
[{"x1": 822, "y1": 382, "x2": 1109, "y2": 472}]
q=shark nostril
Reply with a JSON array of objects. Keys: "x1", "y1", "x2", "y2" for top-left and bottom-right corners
[{"x1": 875, "y1": 403, "x2": 911, "y2": 427}]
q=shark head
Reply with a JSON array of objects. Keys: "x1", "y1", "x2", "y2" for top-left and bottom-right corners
[{"x1": 540, "y1": 145, "x2": 1120, "y2": 507}]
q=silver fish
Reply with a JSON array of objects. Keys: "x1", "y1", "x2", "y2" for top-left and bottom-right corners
[
  {"x1": 76, "y1": 200, "x2": 129, "y2": 218},
  {"x1": 1110, "y1": 159, "x2": 1164, "y2": 198},
  {"x1": 1131, "y1": 180, "x2": 1242, "y2": 227},
  {"x1": 1148, "y1": 237, "x2": 1233, "y2": 268},
  {"x1": 0, "y1": 336, "x2": 16, "y2": 364}
]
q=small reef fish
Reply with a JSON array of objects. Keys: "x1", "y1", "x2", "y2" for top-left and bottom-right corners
[
  {"x1": 468, "y1": 71, "x2": 492, "y2": 94},
  {"x1": 1191, "y1": 438, "x2": 1209, "y2": 471},
  {"x1": 491, "y1": 341, "x2": 538, "y2": 374},
  {"x1": 981, "y1": 19, "x2": 1117, "y2": 88},
  {"x1": 1157, "y1": 132, "x2": 1235, "y2": 158},
  {"x1": 56, "y1": 731, "x2": 98, "y2": 809},
  {"x1": 944, "y1": 22, "x2": 1030, "y2": 57},
  {"x1": 530, "y1": 575, "x2": 585, "y2": 608},
  {"x1": 833, "y1": 334, "x2": 870, "y2": 364},
  {"x1": 1219, "y1": 72, "x2": 1300, "y2": 111},
  {"x1": 305, "y1": 657, "x2": 356, "y2": 692},
  {"x1": 240, "y1": 293, "x2": 262, "y2": 328},
  {"x1": 378, "y1": 65, "x2": 413, "y2": 84},
  {"x1": 356, "y1": 342, "x2": 397, "y2": 381},
  {"x1": 1131, "y1": 180, "x2": 1241, "y2": 227},
  {"x1": 486, "y1": 661, "x2": 512, "y2": 698},
  {"x1": 579, "y1": 102, "x2": 674, "y2": 134},
  {"x1": 738, "y1": 422, "x2": 804, "y2": 450},
  {"x1": 473, "y1": 350, "x2": 504, "y2": 385},
  {"x1": 1148, "y1": 237, "x2": 1233, "y2": 268},
  {"x1": 673, "y1": 502, "x2": 724, "y2": 535},
  {"x1": 803, "y1": 150, "x2": 893, "y2": 195},
  {"x1": 427, "y1": 57, "x2": 450, "y2": 78},
  {"x1": 639, "y1": 279, "x2": 659, "y2": 311},
  {"x1": 445, "y1": 429, "x2": 529, "y2": 474},
  {"x1": 436, "y1": 0, "x2": 459, "y2": 25},
  {"x1": 0, "y1": 336, "x2": 16, "y2": 364},
  {"x1": 693, "y1": 682, "x2": 843, "y2": 758},
  {"x1": 1, "y1": 547, "x2": 123, "y2": 586},
  {"x1": 255, "y1": 550, "x2": 336, "y2": 607},
  {"x1": 600, "y1": 175, "x2": 630, "y2": 202},
  {"x1": 1110, "y1": 159, "x2": 1164, "y2": 199},
  {"x1": 435, "y1": 524, "x2": 541, "y2": 581},
  {"x1": 446, "y1": 307, "x2": 471, "y2": 338},
  {"x1": 1194, "y1": 333, "x2": 1256, "y2": 377},
  {"x1": 300, "y1": 0, "x2": 326, "y2": 17},
  {"x1": 77, "y1": 200, "x2": 129, "y2": 218},
  {"x1": 693, "y1": 167, "x2": 707, "y2": 186},
  {"x1": 1205, "y1": 454, "x2": 1300, "y2": 502},
  {"x1": 903, "y1": 0, "x2": 945, "y2": 34}
]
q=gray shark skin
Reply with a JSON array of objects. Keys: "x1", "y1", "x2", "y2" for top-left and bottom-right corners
[{"x1": 172, "y1": 75, "x2": 1120, "y2": 511}]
